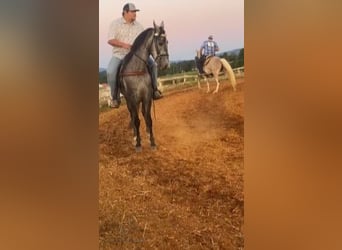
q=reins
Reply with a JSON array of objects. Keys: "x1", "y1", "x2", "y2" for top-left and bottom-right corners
[
  {"x1": 153, "y1": 33, "x2": 169, "y2": 61},
  {"x1": 152, "y1": 98, "x2": 156, "y2": 121}
]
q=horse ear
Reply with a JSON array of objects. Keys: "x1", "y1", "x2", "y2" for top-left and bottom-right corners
[
  {"x1": 153, "y1": 20, "x2": 157, "y2": 29},
  {"x1": 160, "y1": 21, "x2": 164, "y2": 28}
]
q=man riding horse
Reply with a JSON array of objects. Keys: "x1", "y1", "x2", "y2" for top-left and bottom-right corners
[
  {"x1": 107, "y1": 3, "x2": 163, "y2": 109},
  {"x1": 196, "y1": 35, "x2": 219, "y2": 74}
]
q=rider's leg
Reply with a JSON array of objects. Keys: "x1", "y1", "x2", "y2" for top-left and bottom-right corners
[
  {"x1": 199, "y1": 55, "x2": 206, "y2": 74},
  {"x1": 147, "y1": 57, "x2": 163, "y2": 99},
  {"x1": 107, "y1": 56, "x2": 122, "y2": 108},
  {"x1": 195, "y1": 57, "x2": 204, "y2": 74}
]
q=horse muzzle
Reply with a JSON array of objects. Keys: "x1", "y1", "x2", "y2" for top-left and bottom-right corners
[{"x1": 156, "y1": 54, "x2": 169, "y2": 70}]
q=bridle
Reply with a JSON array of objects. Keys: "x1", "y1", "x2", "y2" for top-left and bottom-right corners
[
  {"x1": 121, "y1": 29, "x2": 168, "y2": 76},
  {"x1": 152, "y1": 32, "x2": 169, "y2": 62},
  {"x1": 132, "y1": 31, "x2": 169, "y2": 64},
  {"x1": 131, "y1": 32, "x2": 168, "y2": 64}
]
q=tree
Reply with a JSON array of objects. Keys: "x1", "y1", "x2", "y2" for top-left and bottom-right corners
[
  {"x1": 221, "y1": 52, "x2": 229, "y2": 61},
  {"x1": 227, "y1": 53, "x2": 238, "y2": 68},
  {"x1": 99, "y1": 71, "x2": 107, "y2": 84},
  {"x1": 237, "y1": 48, "x2": 244, "y2": 68}
]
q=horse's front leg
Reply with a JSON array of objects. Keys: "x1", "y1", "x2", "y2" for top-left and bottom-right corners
[
  {"x1": 133, "y1": 116, "x2": 141, "y2": 152},
  {"x1": 143, "y1": 102, "x2": 156, "y2": 149},
  {"x1": 197, "y1": 75, "x2": 202, "y2": 89},
  {"x1": 146, "y1": 119, "x2": 156, "y2": 150}
]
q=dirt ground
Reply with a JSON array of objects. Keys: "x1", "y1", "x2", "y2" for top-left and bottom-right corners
[{"x1": 99, "y1": 79, "x2": 244, "y2": 249}]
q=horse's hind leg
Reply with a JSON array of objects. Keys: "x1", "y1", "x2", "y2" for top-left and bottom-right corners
[{"x1": 206, "y1": 78, "x2": 210, "y2": 93}]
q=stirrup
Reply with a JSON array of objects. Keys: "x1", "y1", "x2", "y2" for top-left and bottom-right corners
[
  {"x1": 110, "y1": 99, "x2": 120, "y2": 108},
  {"x1": 153, "y1": 90, "x2": 163, "y2": 100}
]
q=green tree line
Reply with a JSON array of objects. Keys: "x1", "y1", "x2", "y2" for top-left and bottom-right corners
[{"x1": 99, "y1": 48, "x2": 244, "y2": 83}]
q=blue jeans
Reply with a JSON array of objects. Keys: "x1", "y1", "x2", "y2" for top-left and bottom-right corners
[
  {"x1": 107, "y1": 56, "x2": 122, "y2": 101},
  {"x1": 107, "y1": 55, "x2": 158, "y2": 101}
]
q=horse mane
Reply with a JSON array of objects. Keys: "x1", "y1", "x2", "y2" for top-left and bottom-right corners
[{"x1": 121, "y1": 28, "x2": 154, "y2": 68}]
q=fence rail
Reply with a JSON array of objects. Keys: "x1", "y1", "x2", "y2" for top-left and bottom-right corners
[{"x1": 157, "y1": 67, "x2": 244, "y2": 89}]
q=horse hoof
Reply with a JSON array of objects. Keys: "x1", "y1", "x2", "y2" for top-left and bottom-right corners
[
  {"x1": 151, "y1": 145, "x2": 157, "y2": 150},
  {"x1": 135, "y1": 146, "x2": 142, "y2": 152}
]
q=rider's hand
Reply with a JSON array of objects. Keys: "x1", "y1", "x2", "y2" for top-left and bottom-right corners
[{"x1": 122, "y1": 43, "x2": 131, "y2": 50}]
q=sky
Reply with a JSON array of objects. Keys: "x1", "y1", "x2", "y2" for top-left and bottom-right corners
[{"x1": 99, "y1": 0, "x2": 244, "y2": 68}]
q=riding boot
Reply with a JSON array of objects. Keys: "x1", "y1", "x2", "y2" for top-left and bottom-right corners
[{"x1": 152, "y1": 79, "x2": 163, "y2": 99}]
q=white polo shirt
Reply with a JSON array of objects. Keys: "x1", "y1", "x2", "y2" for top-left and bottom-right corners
[{"x1": 108, "y1": 17, "x2": 144, "y2": 59}]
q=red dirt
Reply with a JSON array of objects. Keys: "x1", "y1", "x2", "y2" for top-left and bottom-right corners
[{"x1": 99, "y1": 79, "x2": 244, "y2": 249}]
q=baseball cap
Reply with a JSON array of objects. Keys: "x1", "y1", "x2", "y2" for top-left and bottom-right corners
[
  {"x1": 123, "y1": 3, "x2": 140, "y2": 12},
  {"x1": 208, "y1": 35, "x2": 213, "y2": 40}
]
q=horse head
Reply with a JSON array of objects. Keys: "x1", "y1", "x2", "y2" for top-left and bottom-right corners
[{"x1": 150, "y1": 21, "x2": 169, "y2": 70}]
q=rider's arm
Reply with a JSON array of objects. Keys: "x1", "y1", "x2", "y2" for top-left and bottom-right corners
[
  {"x1": 108, "y1": 39, "x2": 131, "y2": 50},
  {"x1": 214, "y1": 42, "x2": 219, "y2": 52}
]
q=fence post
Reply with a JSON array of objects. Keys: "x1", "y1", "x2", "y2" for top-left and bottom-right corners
[{"x1": 158, "y1": 78, "x2": 164, "y2": 91}]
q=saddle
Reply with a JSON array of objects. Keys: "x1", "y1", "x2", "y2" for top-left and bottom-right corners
[
  {"x1": 115, "y1": 63, "x2": 149, "y2": 97},
  {"x1": 196, "y1": 55, "x2": 214, "y2": 74}
]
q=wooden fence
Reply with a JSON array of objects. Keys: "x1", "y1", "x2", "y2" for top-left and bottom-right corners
[
  {"x1": 157, "y1": 67, "x2": 244, "y2": 90},
  {"x1": 99, "y1": 67, "x2": 244, "y2": 107}
]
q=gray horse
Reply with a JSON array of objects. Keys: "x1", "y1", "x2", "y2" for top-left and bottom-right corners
[{"x1": 119, "y1": 21, "x2": 169, "y2": 151}]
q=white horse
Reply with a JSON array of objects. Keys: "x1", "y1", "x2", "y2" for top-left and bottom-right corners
[{"x1": 195, "y1": 50, "x2": 237, "y2": 93}]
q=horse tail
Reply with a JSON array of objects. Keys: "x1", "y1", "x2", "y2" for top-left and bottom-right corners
[{"x1": 220, "y1": 58, "x2": 237, "y2": 91}]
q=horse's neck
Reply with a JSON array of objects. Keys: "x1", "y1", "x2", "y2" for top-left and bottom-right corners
[
  {"x1": 130, "y1": 48, "x2": 150, "y2": 70},
  {"x1": 126, "y1": 34, "x2": 153, "y2": 71}
]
